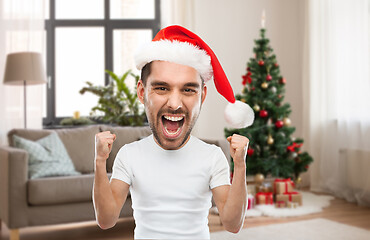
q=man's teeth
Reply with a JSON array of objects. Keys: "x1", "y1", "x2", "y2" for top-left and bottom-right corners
[{"x1": 164, "y1": 115, "x2": 184, "y2": 122}]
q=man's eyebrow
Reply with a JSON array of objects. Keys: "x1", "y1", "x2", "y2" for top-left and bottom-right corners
[
  {"x1": 150, "y1": 81, "x2": 170, "y2": 87},
  {"x1": 184, "y1": 82, "x2": 200, "y2": 88}
]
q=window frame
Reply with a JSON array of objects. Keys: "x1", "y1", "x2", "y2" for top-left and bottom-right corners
[{"x1": 43, "y1": 0, "x2": 161, "y2": 127}]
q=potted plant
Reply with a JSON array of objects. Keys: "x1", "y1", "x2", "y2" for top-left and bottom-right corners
[{"x1": 80, "y1": 69, "x2": 146, "y2": 126}]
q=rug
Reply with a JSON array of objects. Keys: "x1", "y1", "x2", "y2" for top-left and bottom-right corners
[
  {"x1": 210, "y1": 191, "x2": 334, "y2": 218},
  {"x1": 210, "y1": 218, "x2": 370, "y2": 240}
]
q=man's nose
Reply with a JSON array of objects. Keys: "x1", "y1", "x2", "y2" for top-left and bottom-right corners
[{"x1": 166, "y1": 91, "x2": 182, "y2": 110}]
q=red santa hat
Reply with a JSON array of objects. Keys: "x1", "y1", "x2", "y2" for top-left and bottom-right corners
[{"x1": 134, "y1": 25, "x2": 254, "y2": 128}]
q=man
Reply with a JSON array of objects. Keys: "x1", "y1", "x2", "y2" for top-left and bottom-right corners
[{"x1": 93, "y1": 25, "x2": 254, "y2": 239}]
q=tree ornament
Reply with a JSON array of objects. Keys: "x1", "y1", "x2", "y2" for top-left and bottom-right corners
[
  {"x1": 253, "y1": 104, "x2": 260, "y2": 112},
  {"x1": 247, "y1": 67, "x2": 251, "y2": 71},
  {"x1": 289, "y1": 152, "x2": 298, "y2": 159},
  {"x1": 271, "y1": 86, "x2": 277, "y2": 93},
  {"x1": 295, "y1": 176, "x2": 302, "y2": 184},
  {"x1": 240, "y1": 98, "x2": 246, "y2": 103},
  {"x1": 254, "y1": 173, "x2": 264, "y2": 184},
  {"x1": 305, "y1": 165, "x2": 309, "y2": 170},
  {"x1": 247, "y1": 148, "x2": 254, "y2": 156},
  {"x1": 280, "y1": 77, "x2": 286, "y2": 84},
  {"x1": 258, "y1": 60, "x2": 265, "y2": 66},
  {"x1": 275, "y1": 120, "x2": 284, "y2": 128},
  {"x1": 266, "y1": 74, "x2": 272, "y2": 81},
  {"x1": 274, "y1": 63, "x2": 279, "y2": 67},
  {"x1": 283, "y1": 117, "x2": 291, "y2": 126},
  {"x1": 261, "y1": 82, "x2": 268, "y2": 89},
  {"x1": 259, "y1": 110, "x2": 268, "y2": 118},
  {"x1": 267, "y1": 135, "x2": 274, "y2": 145}
]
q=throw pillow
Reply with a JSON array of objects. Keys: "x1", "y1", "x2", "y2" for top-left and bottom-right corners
[{"x1": 13, "y1": 132, "x2": 80, "y2": 179}]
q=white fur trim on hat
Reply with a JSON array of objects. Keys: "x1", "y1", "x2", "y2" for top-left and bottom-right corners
[
  {"x1": 134, "y1": 40, "x2": 213, "y2": 82},
  {"x1": 224, "y1": 100, "x2": 255, "y2": 128}
]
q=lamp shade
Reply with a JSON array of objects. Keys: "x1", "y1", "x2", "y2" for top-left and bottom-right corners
[{"x1": 3, "y1": 52, "x2": 47, "y2": 86}]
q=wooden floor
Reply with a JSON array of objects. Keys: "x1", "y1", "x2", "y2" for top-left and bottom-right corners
[{"x1": 1, "y1": 191, "x2": 370, "y2": 240}]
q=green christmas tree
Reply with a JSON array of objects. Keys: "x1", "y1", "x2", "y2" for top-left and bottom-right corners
[{"x1": 225, "y1": 28, "x2": 313, "y2": 180}]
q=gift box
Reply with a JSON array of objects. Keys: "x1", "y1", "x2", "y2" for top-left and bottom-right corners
[
  {"x1": 287, "y1": 201, "x2": 299, "y2": 208},
  {"x1": 275, "y1": 192, "x2": 302, "y2": 206},
  {"x1": 275, "y1": 201, "x2": 286, "y2": 208},
  {"x1": 247, "y1": 194, "x2": 255, "y2": 210},
  {"x1": 274, "y1": 178, "x2": 294, "y2": 195},
  {"x1": 256, "y1": 192, "x2": 273, "y2": 205}
]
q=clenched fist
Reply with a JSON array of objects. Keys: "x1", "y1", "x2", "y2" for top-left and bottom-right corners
[
  {"x1": 227, "y1": 134, "x2": 249, "y2": 168},
  {"x1": 95, "y1": 131, "x2": 116, "y2": 163}
]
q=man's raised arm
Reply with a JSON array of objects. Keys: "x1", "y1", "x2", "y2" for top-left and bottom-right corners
[
  {"x1": 212, "y1": 134, "x2": 248, "y2": 233},
  {"x1": 93, "y1": 131, "x2": 130, "y2": 229}
]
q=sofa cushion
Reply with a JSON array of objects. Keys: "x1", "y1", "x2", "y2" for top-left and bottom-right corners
[
  {"x1": 13, "y1": 133, "x2": 80, "y2": 179},
  {"x1": 101, "y1": 126, "x2": 152, "y2": 172},
  {"x1": 27, "y1": 173, "x2": 111, "y2": 206},
  {"x1": 54, "y1": 126, "x2": 100, "y2": 173},
  {"x1": 8, "y1": 125, "x2": 100, "y2": 174}
]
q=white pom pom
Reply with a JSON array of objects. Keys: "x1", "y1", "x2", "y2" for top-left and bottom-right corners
[{"x1": 224, "y1": 100, "x2": 255, "y2": 128}]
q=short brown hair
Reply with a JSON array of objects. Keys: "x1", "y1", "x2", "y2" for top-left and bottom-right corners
[{"x1": 140, "y1": 61, "x2": 205, "y2": 88}]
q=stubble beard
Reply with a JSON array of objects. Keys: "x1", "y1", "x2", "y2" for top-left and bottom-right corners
[{"x1": 144, "y1": 99, "x2": 201, "y2": 150}]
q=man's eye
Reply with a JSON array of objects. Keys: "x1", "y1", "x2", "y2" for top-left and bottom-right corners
[
  {"x1": 184, "y1": 88, "x2": 196, "y2": 93},
  {"x1": 155, "y1": 87, "x2": 167, "y2": 91}
]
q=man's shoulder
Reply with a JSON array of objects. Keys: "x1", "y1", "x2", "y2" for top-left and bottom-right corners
[
  {"x1": 118, "y1": 134, "x2": 153, "y2": 153},
  {"x1": 191, "y1": 136, "x2": 222, "y2": 153}
]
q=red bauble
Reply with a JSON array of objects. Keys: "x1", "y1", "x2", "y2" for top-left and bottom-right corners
[
  {"x1": 280, "y1": 77, "x2": 286, "y2": 84},
  {"x1": 275, "y1": 120, "x2": 284, "y2": 128},
  {"x1": 247, "y1": 148, "x2": 254, "y2": 156},
  {"x1": 258, "y1": 60, "x2": 264, "y2": 66},
  {"x1": 266, "y1": 74, "x2": 272, "y2": 81},
  {"x1": 247, "y1": 67, "x2": 251, "y2": 71},
  {"x1": 274, "y1": 63, "x2": 279, "y2": 67},
  {"x1": 305, "y1": 165, "x2": 309, "y2": 170},
  {"x1": 259, "y1": 110, "x2": 268, "y2": 118}
]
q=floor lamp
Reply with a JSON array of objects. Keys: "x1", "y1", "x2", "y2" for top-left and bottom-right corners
[{"x1": 3, "y1": 52, "x2": 47, "y2": 128}]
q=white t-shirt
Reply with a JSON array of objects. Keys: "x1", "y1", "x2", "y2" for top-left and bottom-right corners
[{"x1": 111, "y1": 134, "x2": 230, "y2": 239}]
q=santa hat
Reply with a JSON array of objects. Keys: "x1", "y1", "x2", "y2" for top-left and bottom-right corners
[{"x1": 134, "y1": 25, "x2": 254, "y2": 128}]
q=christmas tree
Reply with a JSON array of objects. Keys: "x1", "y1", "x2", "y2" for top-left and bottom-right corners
[{"x1": 225, "y1": 28, "x2": 313, "y2": 180}]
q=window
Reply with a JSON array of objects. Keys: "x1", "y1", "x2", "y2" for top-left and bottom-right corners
[{"x1": 43, "y1": 0, "x2": 161, "y2": 126}]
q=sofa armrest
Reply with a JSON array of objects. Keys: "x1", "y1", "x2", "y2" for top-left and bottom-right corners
[{"x1": 0, "y1": 146, "x2": 29, "y2": 228}]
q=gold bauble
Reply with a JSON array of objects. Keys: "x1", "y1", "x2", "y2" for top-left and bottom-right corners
[
  {"x1": 267, "y1": 135, "x2": 274, "y2": 145},
  {"x1": 254, "y1": 173, "x2": 265, "y2": 185},
  {"x1": 240, "y1": 98, "x2": 246, "y2": 103},
  {"x1": 296, "y1": 177, "x2": 302, "y2": 184},
  {"x1": 283, "y1": 117, "x2": 292, "y2": 126},
  {"x1": 261, "y1": 82, "x2": 268, "y2": 89},
  {"x1": 253, "y1": 104, "x2": 260, "y2": 112}
]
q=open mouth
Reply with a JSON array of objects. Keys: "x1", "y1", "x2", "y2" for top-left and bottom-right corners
[{"x1": 161, "y1": 115, "x2": 185, "y2": 138}]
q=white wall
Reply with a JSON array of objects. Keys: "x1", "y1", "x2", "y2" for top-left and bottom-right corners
[{"x1": 188, "y1": 0, "x2": 305, "y2": 142}]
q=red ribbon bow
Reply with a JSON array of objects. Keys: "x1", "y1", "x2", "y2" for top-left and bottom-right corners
[{"x1": 287, "y1": 142, "x2": 302, "y2": 152}]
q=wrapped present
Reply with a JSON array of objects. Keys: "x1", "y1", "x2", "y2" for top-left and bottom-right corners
[
  {"x1": 256, "y1": 192, "x2": 273, "y2": 205},
  {"x1": 247, "y1": 194, "x2": 255, "y2": 210},
  {"x1": 274, "y1": 178, "x2": 294, "y2": 194},
  {"x1": 287, "y1": 201, "x2": 299, "y2": 208},
  {"x1": 256, "y1": 181, "x2": 273, "y2": 193},
  {"x1": 275, "y1": 201, "x2": 286, "y2": 208},
  {"x1": 275, "y1": 192, "x2": 302, "y2": 206}
]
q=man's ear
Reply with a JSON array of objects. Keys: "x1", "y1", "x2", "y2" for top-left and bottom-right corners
[
  {"x1": 137, "y1": 79, "x2": 145, "y2": 104},
  {"x1": 201, "y1": 84, "x2": 207, "y2": 105}
]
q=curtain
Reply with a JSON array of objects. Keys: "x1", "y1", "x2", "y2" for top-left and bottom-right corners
[
  {"x1": 303, "y1": 0, "x2": 370, "y2": 206},
  {"x1": 0, "y1": 0, "x2": 45, "y2": 145}
]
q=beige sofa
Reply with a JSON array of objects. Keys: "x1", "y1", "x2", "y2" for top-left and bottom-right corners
[{"x1": 0, "y1": 125, "x2": 230, "y2": 240}]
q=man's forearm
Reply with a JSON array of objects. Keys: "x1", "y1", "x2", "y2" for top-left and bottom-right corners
[
  {"x1": 221, "y1": 163, "x2": 247, "y2": 233},
  {"x1": 93, "y1": 159, "x2": 120, "y2": 229}
]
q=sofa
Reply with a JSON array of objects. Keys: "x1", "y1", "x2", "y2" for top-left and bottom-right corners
[{"x1": 0, "y1": 125, "x2": 230, "y2": 240}]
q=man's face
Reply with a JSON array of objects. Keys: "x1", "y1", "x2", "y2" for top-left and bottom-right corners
[{"x1": 137, "y1": 61, "x2": 207, "y2": 150}]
